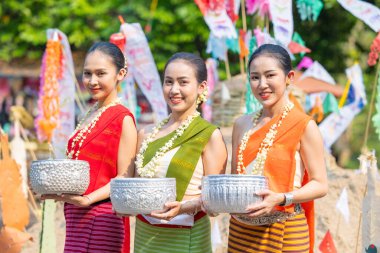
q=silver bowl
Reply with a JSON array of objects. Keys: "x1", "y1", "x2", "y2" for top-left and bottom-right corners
[
  {"x1": 201, "y1": 175, "x2": 268, "y2": 213},
  {"x1": 29, "y1": 159, "x2": 90, "y2": 195},
  {"x1": 110, "y1": 178, "x2": 176, "y2": 215}
]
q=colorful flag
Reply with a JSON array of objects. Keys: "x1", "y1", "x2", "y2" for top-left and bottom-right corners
[
  {"x1": 336, "y1": 187, "x2": 350, "y2": 223},
  {"x1": 372, "y1": 69, "x2": 380, "y2": 140},
  {"x1": 120, "y1": 23, "x2": 168, "y2": 121},
  {"x1": 337, "y1": 0, "x2": 380, "y2": 32},
  {"x1": 297, "y1": 56, "x2": 313, "y2": 70},
  {"x1": 269, "y1": 0, "x2": 294, "y2": 46},
  {"x1": 48, "y1": 29, "x2": 76, "y2": 159},
  {"x1": 322, "y1": 93, "x2": 339, "y2": 115},
  {"x1": 207, "y1": 34, "x2": 228, "y2": 61},
  {"x1": 204, "y1": 10, "x2": 238, "y2": 38},
  {"x1": 319, "y1": 230, "x2": 337, "y2": 253},
  {"x1": 246, "y1": 0, "x2": 271, "y2": 18},
  {"x1": 300, "y1": 61, "x2": 336, "y2": 84}
]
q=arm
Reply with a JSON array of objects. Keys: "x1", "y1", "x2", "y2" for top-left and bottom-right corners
[
  {"x1": 42, "y1": 116, "x2": 138, "y2": 207},
  {"x1": 246, "y1": 120, "x2": 328, "y2": 216},
  {"x1": 151, "y1": 128, "x2": 228, "y2": 219},
  {"x1": 230, "y1": 118, "x2": 244, "y2": 174}
]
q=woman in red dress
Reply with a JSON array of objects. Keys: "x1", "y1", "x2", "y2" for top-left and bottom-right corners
[{"x1": 42, "y1": 41, "x2": 137, "y2": 252}]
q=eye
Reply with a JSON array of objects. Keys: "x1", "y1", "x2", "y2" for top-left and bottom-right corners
[
  {"x1": 250, "y1": 76, "x2": 259, "y2": 81},
  {"x1": 267, "y1": 73, "x2": 276, "y2": 78},
  {"x1": 164, "y1": 80, "x2": 173, "y2": 85},
  {"x1": 180, "y1": 81, "x2": 188, "y2": 86},
  {"x1": 98, "y1": 72, "x2": 106, "y2": 76},
  {"x1": 83, "y1": 71, "x2": 91, "y2": 76}
]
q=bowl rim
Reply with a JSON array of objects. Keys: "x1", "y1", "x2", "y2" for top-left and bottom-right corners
[
  {"x1": 31, "y1": 159, "x2": 90, "y2": 165},
  {"x1": 111, "y1": 177, "x2": 176, "y2": 183},
  {"x1": 203, "y1": 174, "x2": 267, "y2": 179}
]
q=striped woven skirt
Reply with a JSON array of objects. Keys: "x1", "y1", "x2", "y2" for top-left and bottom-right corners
[
  {"x1": 228, "y1": 212, "x2": 310, "y2": 253},
  {"x1": 134, "y1": 215, "x2": 212, "y2": 253},
  {"x1": 64, "y1": 201, "x2": 130, "y2": 253}
]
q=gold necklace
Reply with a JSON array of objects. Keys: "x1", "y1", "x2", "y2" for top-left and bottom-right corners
[
  {"x1": 66, "y1": 98, "x2": 122, "y2": 159},
  {"x1": 237, "y1": 102, "x2": 294, "y2": 175}
]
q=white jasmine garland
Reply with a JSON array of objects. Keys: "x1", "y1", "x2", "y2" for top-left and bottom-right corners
[
  {"x1": 136, "y1": 111, "x2": 200, "y2": 178},
  {"x1": 66, "y1": 98, "x2": 122, "y2": 159},
  {"x1": 237, "y1": 102, "x2": 294, "y2": 175}
]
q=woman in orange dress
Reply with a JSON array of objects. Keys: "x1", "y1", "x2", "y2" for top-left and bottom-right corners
[
  {"x1": 42, "y1": 42, "x2": 137, "y2": 253},
  {"x1": 227, "y1": 44, "x2": 328, "y2": 253}
]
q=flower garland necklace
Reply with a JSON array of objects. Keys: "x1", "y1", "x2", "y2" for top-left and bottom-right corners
[
  {"x1": 136, "y1": 110, "x2": 200, "y2": 178},
  {"x1": 237, "y1": 102, "x2": 294, "y2": 175},
  {"x1": 66, "y1": 97, "x2": 122, "y2": 159}
]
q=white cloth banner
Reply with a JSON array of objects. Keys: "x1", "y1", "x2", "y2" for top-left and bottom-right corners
[
  {"x1": 269, "y1": 0, "x2": 294, "y2": 46},
  {"x1": 48, "y1": 29, "x2": 76, "y2": 159},
  {"x1": 346, "y1": 63, "x2": 367, "y2": 106},
  {"x1": 120, "y1": 23, "x2": 168, "y2": 121},
  {"x1": 204, "y1": 10, "x2": 238, "y2": 38},
  {"x1": 120, "y1": 72, "x2": 137, "y2": 118},
  {"x1": 336, "y1": 187, "x2": 350, "y2": 224},
  {"x1": 319, "y1": 103, "x2": 360, "y2": 148},
  {"x1": 319, "y1": 63, "x2": 366, "y2": 148},
  {"x1": 300, "y1": 61, "x2": 336, "y2": 84},
  {"x1": 337, "y1": 0, "x2": 380, "y2": 32}
]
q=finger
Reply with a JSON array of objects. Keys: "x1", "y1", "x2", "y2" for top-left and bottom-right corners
[
  {"x1": 255, "y1": 189, "x2": 271, "y2": 196},
  {"x1": 164, "y1": 201, "x2": 179, "y2": 208},
  {"x1": 248, "y1": 208, "x2": 269, "y2": 217}
]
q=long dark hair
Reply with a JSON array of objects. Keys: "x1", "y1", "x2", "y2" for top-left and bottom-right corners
[
  {"x1": 87, "y1": 41, "x2": 126, "y2": 72},
  {"x1": 248, "y1": 44, "x2": 292, "y2": 74},
  {"x1": 164, "y1": 52, "x2": 207, "y2": 83}
]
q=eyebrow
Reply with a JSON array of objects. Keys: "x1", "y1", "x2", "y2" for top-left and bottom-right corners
[
  {"x1": 250, "y1": 70, "x2": 277, "y2": 74},
  {"x1": 165, "y1": 76, "x2": 190, "y2": 80},
  {"x1": 83, "y1": 68, "x2": 108, "y2": 72}
]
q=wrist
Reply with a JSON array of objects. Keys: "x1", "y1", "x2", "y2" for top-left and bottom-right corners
[
  {"x1": 279, "y1": 192, "x2": 294, "y2": 207},
  {"x1": 83, "y1": 195, "x2": 93, "y2": 205}
]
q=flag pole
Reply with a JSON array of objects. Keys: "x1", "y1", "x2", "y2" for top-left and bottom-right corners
[{"x1": 363, "y1": 61, "x2": 380, "y2": 149}]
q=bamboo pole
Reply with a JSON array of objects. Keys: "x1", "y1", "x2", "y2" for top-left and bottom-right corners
[
  {"x1": 225, "y1": 52, "x2": 232, "y2": 80},
  {"x1": 363, "y1": 61, "x2": 380, "y2": 149}
]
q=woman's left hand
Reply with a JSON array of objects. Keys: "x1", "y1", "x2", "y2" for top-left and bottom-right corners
[
  {"x1": 150, "y1": 201, "x2": 181, "y2": 221},
  {"x1": 245, "y1": 189, "x2": 284, "y2": 217},
  {"x1": 41, "y1": 194, "x2": 91, "y2": 207}
]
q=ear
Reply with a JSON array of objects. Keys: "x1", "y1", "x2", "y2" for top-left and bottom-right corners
[
  {"x1": 287, "y1": 70, "x2": 295, "y2": 83},
  {"x1": 198, "y1": 80, "x2": 207, "y2": 95},
  {"x1": 117, "y1": 68, "x2": 127, "y2": 82}
]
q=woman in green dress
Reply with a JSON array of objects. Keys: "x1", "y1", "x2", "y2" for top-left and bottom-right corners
[{"x1": 133, "y1": 52, "x2": 227, "y2": 253}]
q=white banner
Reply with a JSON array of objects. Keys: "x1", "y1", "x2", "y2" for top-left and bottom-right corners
[
  {"x1": 346, "y1": 63, "x2": 367, "y2": 106},
  {"x1": 300, "y1": 61, "x2": 336, "y2": 84},
  {"x1": 120, "y1": 23, "x2": 168, "y2": 121},
  {"x1": 48, "y1": 29, "x2": 76, "y2": 159},
  {"x1": 319, "y1": 103, "x2": 360, "y2": 149},
  {"x1": 336, "y1": 187, "x2": 350, "y2": 223},
  {"x1": 337, "y1": 0, "x2": 380, "y2": 32},
  {"x1": 204, "y1": 10, "x2": 238, "y2": 38},
  {"x1": 269, "y1": 0, "x2": 294, "y2": 46},
  {"x1": 120, "y1": 71, "x2": 137, "y2": 118}
]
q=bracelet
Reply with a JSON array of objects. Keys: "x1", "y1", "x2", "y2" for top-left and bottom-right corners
[
  {"x1": 83, "y1": 195, "x2": 92, "y2": 205},
  {"x1": 181, "y1": 199, "x2": 200, "y2": 216}
]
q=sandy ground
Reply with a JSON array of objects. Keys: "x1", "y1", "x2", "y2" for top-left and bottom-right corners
[{"x1": 21, "y1": 127, "x2": 377, "y2": 252}]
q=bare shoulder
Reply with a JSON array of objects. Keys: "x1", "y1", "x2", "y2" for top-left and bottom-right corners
[
  {"x1": 233, "y1": 114, "x2": 253, "y2": 132},
  {"x1": 137, "y1": 124, "x2": 155, "y2": 140},
  {"x1": 208, "y1": 128, "x2": 225, "y2": 145}
]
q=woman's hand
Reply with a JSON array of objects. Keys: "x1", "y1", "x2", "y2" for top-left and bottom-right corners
[
  {"x1": 41, "y1": 194, "x2": 92, "y2": 207},
  {"x1": 150, "y1": 201, "x2": 182, "y2": 221},
  {"x1": 245, "y1": 189, "x2": 284, "y2": 217}
]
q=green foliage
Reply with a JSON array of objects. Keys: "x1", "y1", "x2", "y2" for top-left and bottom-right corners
[{"x1": 2, "y1": 0, "x2": 380, "y2": 167}]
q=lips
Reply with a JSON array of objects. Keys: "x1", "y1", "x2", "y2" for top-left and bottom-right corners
[
  {"x1": 259, "y1": 92, "x2": 272, "y2": 100},
  {"x1": 170, "y1": 96, "x2": 183, "y2": 104}
]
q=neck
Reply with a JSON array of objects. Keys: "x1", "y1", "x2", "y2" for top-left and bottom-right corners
[
  {"x1": 262, "y1": 97, "x2": 289, "y2": 118},
  {"x1": 169, "y1": 106, "x2": 198, "y2": 124},
  {"x1": 97, "y1": 92, "x2": 118, "y2": 108}
]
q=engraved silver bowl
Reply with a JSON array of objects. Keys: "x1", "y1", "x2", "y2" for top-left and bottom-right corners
[
  {"x1": 201, "y1": 175, "x2": 268, "y2": 214},
  {"x1": 110, "y1": 178, "x2": 176, "y2": 215},
  {"x1": 29, "y1": 159, "x2": 90, "y2": 195}
]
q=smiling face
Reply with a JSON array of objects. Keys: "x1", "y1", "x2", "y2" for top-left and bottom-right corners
[
  {"x1": 163, "y1": 60, "x2": 205, "y2": 115},
  {"x1": 249, "y1": 55, "x2": 294, "y2": 112},
  {"x1": 82, "y1": 50, "x2": 125, "y2": 105}
]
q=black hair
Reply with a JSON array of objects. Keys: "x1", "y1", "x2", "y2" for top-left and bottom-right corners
[
  {"x1": 248, "y1": 44, "x2": 292, "y2": 74},
  {"x1": 87, "y1": 41, "x2": 125, "y2": 72},
  {"x1": 164, "y1": 52, "x2": 207, "y2": 83}
]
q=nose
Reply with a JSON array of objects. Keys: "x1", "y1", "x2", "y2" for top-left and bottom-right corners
[
  {"x1": 258, "y1": 77, "x2": 269, "y2": 88},
  {"x1": 169, "y1": 82, "x2": 180, "y2": 94},
  {"x1": 88, "y1": 74, "x2": 98, "y2": 86}
]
